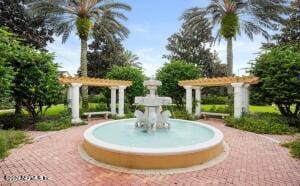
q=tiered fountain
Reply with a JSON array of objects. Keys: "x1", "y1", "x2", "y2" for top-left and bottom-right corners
[
  {"x1": 83, "y1": 80, "x2": 224, "y2": 170},
  {"x1": 134, "y1": 80, "x2": 172, "y2": 132}
]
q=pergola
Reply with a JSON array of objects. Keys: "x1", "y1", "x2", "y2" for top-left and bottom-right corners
[
  {"x1": 179, "y1": 76, "x2": 259, "y2": 118},
  {"x1": 59, "y1": 76, "x2": 132, "y2": 124}
]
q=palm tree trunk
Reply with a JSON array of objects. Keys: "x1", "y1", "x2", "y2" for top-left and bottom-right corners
[
  {"x1": 80, "y1": 38, "x2": 89, "y2": 109},
  {"x1": 227, "y1": 37, "x2": 234, "y2": 94},
  {"x1": 227, "y1": 37, "x2": 233, "y2": 76}
]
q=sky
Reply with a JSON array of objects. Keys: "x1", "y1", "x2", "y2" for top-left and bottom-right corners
[{"x1": 47, "y1": 0, "x2": 267, "y2": 77}]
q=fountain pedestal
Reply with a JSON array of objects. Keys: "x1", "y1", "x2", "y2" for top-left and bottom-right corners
[{"x1": 134, "y1": 80, "x2": 172, "y2": 132}]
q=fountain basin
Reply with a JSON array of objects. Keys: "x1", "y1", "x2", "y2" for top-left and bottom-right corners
[{"x1": 83, "y1": 119, "x2": 224, "y2": 169}]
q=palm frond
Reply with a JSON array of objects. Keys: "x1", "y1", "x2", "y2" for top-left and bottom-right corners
[{"x1": 27, "y1": 0, "x2": 131, "y2": 44}]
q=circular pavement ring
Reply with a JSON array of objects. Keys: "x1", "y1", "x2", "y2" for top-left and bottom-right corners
[{"x1": 78, "y1": 141, "x2": 230, "y2": 175}]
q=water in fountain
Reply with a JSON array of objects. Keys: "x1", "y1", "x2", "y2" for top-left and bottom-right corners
[{"x1": 134, "y1": 80, "x2": 172, "y2": 132}]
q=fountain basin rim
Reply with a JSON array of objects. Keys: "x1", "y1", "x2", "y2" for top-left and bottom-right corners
[{"x1": 84, "y1": 119, "x2": 223, "y2": 156}]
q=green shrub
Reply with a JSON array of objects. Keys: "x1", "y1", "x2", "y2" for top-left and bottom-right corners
[
  {"x1": 172, "y1": 110, "x2": 197, "y2": 120},
  {"x1": 125, "y1": 112, "x2": 134, "y2": 118},
  {"x1": 88, "y1": 94, "x2": 107, "y2": 103},
  {"x1": 204, "y1": 105, "x2": 230, "y2": 114},
  {"x1": 0, "y1": 113, "x2": 31, "y2": 129},
  {"x1": 111, "y1": 112, "x2": 134, "y2": 120},
  {"x1": 0, "y1": 97, "x2": 15, "y2": 110},
  {"x1": 250, "y1": 46, "x2": 300, "y2": 121},
  {"x1": 106, "y1": 66, "x2": 145, "y2": 105},
  {"x1": 156, "y1": 60, "x2": 200, "y2": 107},
  {"x1": 84, "y1": 103, "x2": 108, "y2": 112},
  {"x1": 0, "y1": 130, "x2": 28, "y2": 159},
  {"x1": 202, "y1": 96, "x2": 227, "y2": 105},
  {"x1": 282, "y1": 139, "x2": 300, "y2": 158},
  {"x1": 0, "y1": 135, "x2": 7, "y2": 159},
  {"x1": 36, "y1": 113, "x2": 75, "y2": 131},
  {"x1": 224, "y1": 113, "x2": 297, "y2": 135}
]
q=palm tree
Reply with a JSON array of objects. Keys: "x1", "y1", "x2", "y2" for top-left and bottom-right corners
[
  {"x1": 123, "y1": 50, "x2": 142, "y2": 69},
  {"x1": 183, "y1": 0, "x2": 287, "y2": 76},
  {"x1": 28, "y1": 0, "x2": 131, "y2": 109}
]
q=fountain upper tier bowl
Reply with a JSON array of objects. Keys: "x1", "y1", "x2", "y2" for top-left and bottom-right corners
[
  {"x1": 134, "y1": 96, "x2": 172, "y2": 107},
  {"x1": 83, "y1": 119, "x2": 224, "y2": 169}
]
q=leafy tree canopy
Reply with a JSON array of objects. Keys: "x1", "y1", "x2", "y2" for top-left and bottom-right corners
[
  {"x1": 0, "y1": 27, "x2": 63, "y2": 123},
  {"x1": 87, "y1": 37, "x2": 126, "y2": 79},
  {"x1": 0, "y1": 0, "x2": 54, "y2": 49},
  {"x1": 263, "y1": 1, "x2": 300, "y2": 49},
  {"x1": 250, "y1": 46, "x2": 300, "y2": 125},
  {"x1": 27, "y1": 0, "x2": 131, "y2": 109},
  {"x1": 106, "y1": 66, "x2": 145, "y2": 105},
  {"x1": 156, "y1": 60, "x2": 200, "y2": 107},
  {"x1": 165, "y1": 9, "x2": 215, "y2": 77},
  {"x1": 0, "y1": 29, "x2": 14, "y2": 103}
]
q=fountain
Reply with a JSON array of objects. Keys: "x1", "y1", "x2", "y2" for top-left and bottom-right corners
[
  {"x1": 134, "y1": 80, "x2": 172, "y2": 131},
  {"x1": 82, "y1": 80, "x2": 224, "y2": 170}
]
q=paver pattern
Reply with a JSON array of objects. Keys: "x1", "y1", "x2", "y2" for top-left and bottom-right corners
[{"x1": 0, "y1": 119, "x2": 299, "y2": 186}]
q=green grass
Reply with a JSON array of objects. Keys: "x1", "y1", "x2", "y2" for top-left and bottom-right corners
[
  {"x1": 0, "y1": 103, "x2": 101, "y2": 116},
  {"x1": 0, "y1": 104, "x2": 280, "y2": 116},
  {"x1": 0, "y1": 130, "x2": 29, "y2": 159},
  {"x1": 282, "y1": 139, "x2": 300, "y2": 158},
  {"x1": 44, "y1": 103, "x2": 98, "y2": 116},
  {"x1": 201, "y1": 104, "x2": 279, "y2": 113}
]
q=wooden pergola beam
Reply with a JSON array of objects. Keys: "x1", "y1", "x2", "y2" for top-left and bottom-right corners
[
  {"x1": 59, "y1": 76, "x2": 132, "y2": 87},
  {"x1": 179, "y1": 76, "x2": 259, "y2": 87}
]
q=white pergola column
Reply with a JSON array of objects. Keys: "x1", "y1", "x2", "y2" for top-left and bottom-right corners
[
  {"x1": 110, "y1": 87, "x2": 117, "y2": 115},
  {"x1": 243, "y1": 84, "x2": 250, "y2": 113},
  {"x1": 184, "y1": 86, "x2": 193, "y2": 114},
  {"x1": 118, "y1": 86, "x2": 126, "y2": 117},
  {"x1": 194, "y1": 87, "x2": 203, "y2": 117},
  {"x1": 70, "y1": 83, "x2": 82, "y2": 124},
  {"x1": 67, "y1": 85, "x2": 72, "y2": 109},
  {"x1": 231, "y1": 83, "x2": 245, "y2": 118}
]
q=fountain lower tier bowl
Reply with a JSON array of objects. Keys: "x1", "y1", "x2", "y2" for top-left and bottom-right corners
[{"x1": 83, "y1": 119, "x2": 224, "y2": 169}]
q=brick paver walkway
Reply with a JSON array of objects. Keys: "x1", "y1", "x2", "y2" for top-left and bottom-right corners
[{"x1": 0, "y1": 119, "x2": 299, "y2": 185}]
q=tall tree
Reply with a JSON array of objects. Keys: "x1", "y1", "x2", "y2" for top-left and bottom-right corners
[
  {"x1": 273, "y1": 0, "x2": 300, "y2": 45},
  {"x1": 250, "y1": 46, "x2": 300, "y2": 126},
  {"x1": 165, "y1": 9, "x2": 214, "y2": 77},
  {"x1": 156, "y1": 60, "x2": 200, "y2": 107},
  {"x1": 183, "y1": 0, "x2": 288, "y2": 76},
  {"x1": 211, "y1": 51, "x2": 227, "y2": 77},
  {"x1": 263, "y1": 0, "x2": 300, "y2": 48},
  {"x1": 87, "y1": 9, "x2": 129, "y2": 79},
  {"x1": 0, "y1": 0, "x2": 54, "y2": 49},
  {"x1": 28, "y1": 0, "x2": 131, "y2": 109},
  {"x1": 106, "y1": 66, "x2": 145, "y2": 106},
  {"x1": 87, "y1": 38, "x2": 126, "y2": 79}
]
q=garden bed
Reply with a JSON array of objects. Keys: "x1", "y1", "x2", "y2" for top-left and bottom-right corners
[{"x1": 224, "y1": 113, "x2": 298, "y2": 135}]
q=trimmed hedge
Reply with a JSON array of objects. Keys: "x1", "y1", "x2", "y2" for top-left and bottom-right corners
[{"x1": 224, "y1": 113, "x2": 297, "y2": 135}]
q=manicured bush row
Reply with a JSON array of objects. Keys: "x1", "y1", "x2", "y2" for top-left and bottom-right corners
[{"x1": 224, "y1": 113, "x2": 297, "y2": 135}]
